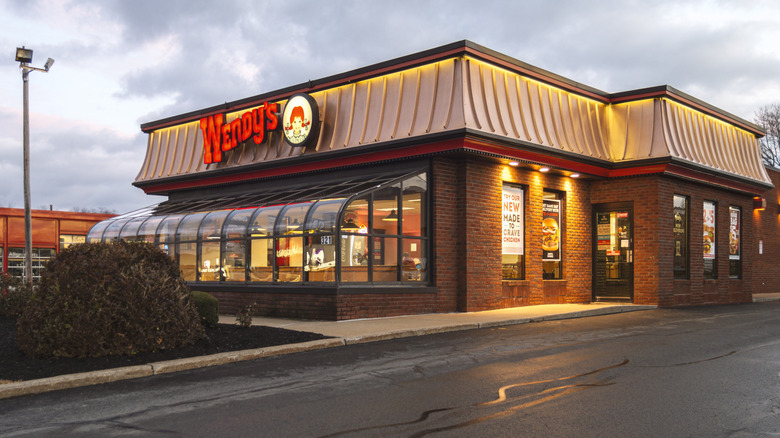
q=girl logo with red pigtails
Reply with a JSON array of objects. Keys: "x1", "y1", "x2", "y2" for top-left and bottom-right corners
[{"x1": 282, "y1": 93, "x2": 319, "y2": 148}]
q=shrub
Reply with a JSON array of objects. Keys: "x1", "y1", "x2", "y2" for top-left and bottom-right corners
[
  {"x1": 0, "y1": 273, "x2": 33, "y2": 318},
  {"x1": 191, "y1": 290, "x2": 219, "y2": 328},
  {"x1": 236, "y1": 302, "x2": 257, "y2": 328},
  {"x1": 16, "y1": 241, "x2": 204, "y2": 358}
]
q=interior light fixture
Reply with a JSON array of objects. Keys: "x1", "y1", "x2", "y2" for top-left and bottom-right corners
[
  {"x1": 383, "y1": 209, "x2": 398, "y2": 221},
  {"x1": 342, "y1": 218, "x2": 360, "y2": 230},
  {"x1": 539, "y1": 167, "x2": 550, "y2": 172}
]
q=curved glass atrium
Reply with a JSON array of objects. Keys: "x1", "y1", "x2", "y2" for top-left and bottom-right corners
[{"x1": 88, "y1": 170, "x2": 428, "y2": 285}]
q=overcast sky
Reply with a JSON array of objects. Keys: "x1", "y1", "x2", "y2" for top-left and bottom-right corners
[{"x1": 1, "y1": 0, "x2": 779, "y2": 214}]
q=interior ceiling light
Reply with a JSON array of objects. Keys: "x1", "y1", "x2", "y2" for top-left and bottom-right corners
[
  {"x1": 508, "y1": 161, "x2": 520, "y2": 166},
  {"x1": 342, "y1": 218, "x2": 360, "y2": 230},
  {"x1": 383, "y1": 209, "x2": 398, "y2": 221},
  {"x1": 570, "y1": 173, "x2": 580, "y2": 178},
  {"x1": 539, "y1": 167, "x2": 550, "y2": 172}
]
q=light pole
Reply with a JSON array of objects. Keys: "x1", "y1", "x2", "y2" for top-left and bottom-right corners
[{"x1": 15, "y1": 47, "x2": 54, "y2": 286}]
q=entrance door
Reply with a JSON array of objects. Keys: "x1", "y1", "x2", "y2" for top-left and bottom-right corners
[{"x1": 593, "y1": 205, "x2": 633, "y2": 301}]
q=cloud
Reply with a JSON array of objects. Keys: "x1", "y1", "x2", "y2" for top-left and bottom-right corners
[{"x1": 1, "y1": 0, "x2": 779, "y2": 214}]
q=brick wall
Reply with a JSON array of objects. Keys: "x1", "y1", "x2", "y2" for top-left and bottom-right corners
[
  {"x1": 593, "y1": 174, "x2": 754, "y2": 307},
  {"x1": 591, "y1": 176, "x2": 662, "y2": 305},
  {"x1": 209, "y1": 161, "x2": 761, "y2": 320},
  {"x1": 209, "y1": 290, "x2": 338, "y2": 320},
  {"x1": 753, "y1": 167, "x2": 780, "y2": 295},
  {"x1": 435, "y1": 157, "x2": 592, "y2": 311}
]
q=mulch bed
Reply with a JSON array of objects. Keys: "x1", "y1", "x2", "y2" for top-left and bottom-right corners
[{"x1": 0, "y1": 317, "x2": 330, "y2": 382}]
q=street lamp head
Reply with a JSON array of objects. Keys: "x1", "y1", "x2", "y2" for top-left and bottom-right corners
[
  {"x1": 15, "y1": 47, "x2": 33, "y2": 63},
  {"x1": 44, "y1": 58, "x2": 54, "y2": 71}
]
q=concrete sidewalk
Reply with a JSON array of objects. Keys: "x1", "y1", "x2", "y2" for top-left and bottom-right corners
[
  {"x1": 223, "y1": 302, "x2": 657, "y2": 345},
  {"x1": 4, "y1": 295, "x2": 780, "y2": 400}
]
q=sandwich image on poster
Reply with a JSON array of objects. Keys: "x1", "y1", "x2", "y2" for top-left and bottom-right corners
[{"x1": 542, "y1": 199, "x2": 561, "y2": 261}]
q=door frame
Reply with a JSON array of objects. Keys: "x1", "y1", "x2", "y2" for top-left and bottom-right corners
[{"x1": 592, "y1": 202, "x2": 634, "y2": 302}]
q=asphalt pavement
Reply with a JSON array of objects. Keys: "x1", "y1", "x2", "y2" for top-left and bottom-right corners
[{"x1": 2, "y1": 294, "x2": 778, "y2": 400}]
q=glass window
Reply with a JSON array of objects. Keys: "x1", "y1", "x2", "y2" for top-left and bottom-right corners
[
  {"x1": 250, "y1": 205, "x2": 283, "y2": 237},
  {"x1": 200, "y1": 239, "x2": 222, "y2": 281},
  {"x1": 250, "y1": 238, "x2": 274, "y2": 282},
  {"x1": 703, "y1": 201, "x2": 717, "y2": 279},
  {"x1": 340, "y1": 234, "x2": 368, "y2": 282},
  {"x1": 224, "y1": 239, "x2": 247, "y2": 282},
  {"x1": 341, "y1": 197, "x2": 370, "y2": 282},
  {"x1": 137, "y1": 216, "x2": 164, "y2": 243},
  {"x1": 277, "y1": 236, "x2": 304, "y2": 282},
  {"x1": 402, "y1": 238, "x2": 426, "y2": 282},
  {"x1": 59, "y1": 234, "x2": 86, "y2": 251},
  {"x1": 276, "y1": 204, "x2": 310, "y2": 282},
  {"x1": 542, "y1": 190, "x2": 563, "y2": 280},
  {"x1": 223, "y1": 209, "x2": 254, "y2": 283},
  {"x1": 729, "y1": 206, "x2": 741, "y2": 279},
  {"x1": 198, "y1": 210, "x2": 231, "y2": 241},
  {"x1": 276, "y1": 203, "x2": 312, "y2": 235},
  {"x1": 223, "y1": 208, "x2": 255, "y2": 240},
  {"x1": 306, "y1": 199, "x2": 345, "y2": 234},
  {"x1": 372, "y1": 236, "x2": 397, "y2": 281},
  {"x1": 102, "y1": 218, "x2": 131, "y2": 242},
  {"x1": 179, "y1": 241, "x2": 197, "y2": 281},
  {"x1": 339, "y1": 171, "x2": 428, "y2": 284},
  {"x1": 86, "y1": 220, "x2": 111, "y2": 242},
  {"x1": 304, "y1": 199, "x2": 341, "y2": 283},
  {"x1": 343, "y1": 197, "x2": 369, "y2": 233},
  {"x1": 249, "y1": 206, "x2": 282, "y2": 282},
  {"x1": 177, "y1": 213, "x2": 208, "y2": 242},
  {"x1": 156, "y1": 215, "x2": 183, "y2": 257},
  {"x1": 7, "y1": 247, "x2": 54, "y2": 283},
  {"x1": 305, "y1": 234, "x2": 336, "y2": 282},
  {"x1": 673, "y1": 195, "x2": 689, "y2": 279},
  {"x1": 118, "y1": 217, "x2": 147, "y2": 242},
  {"x1": 194, "y1": 211, "x2": 231, "y2": 282},
  {"x1": 502, "y1": 184, "x2": 525, "y2": 280},
  {"x1": 402, "y1": 175, "x2": 426, "y2": 236},
  {"x1": 373, "y1": 183, "x2": 400, "y2": 236}
]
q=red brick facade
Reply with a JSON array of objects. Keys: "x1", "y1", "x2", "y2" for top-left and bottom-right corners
[
  {"x1": 209, "y1": 155, "x2": 765, "y2": 320},
  {"x1": 753, "y1": 167, "x2": 780, "y2": 295}
]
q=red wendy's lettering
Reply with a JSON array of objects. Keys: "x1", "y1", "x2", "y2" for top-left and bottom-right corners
[
  {"x1": 265, "y1": 103, "x2": 278, "y2": 130},
  {"x1": 199, "y1": 102, "x2": 279, "y2": 164},
  {"x1": 200, "y1": 114, "x2": 224, "y2": 164}
]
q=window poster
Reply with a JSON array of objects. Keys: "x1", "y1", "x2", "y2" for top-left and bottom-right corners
[
  {"x1": 542, "y1": 199, "x2": 561, "y2": 261},
  {"x1": 502, "y1": 186, "x2": 524, "y2": 255},
  {"x1": 703, "y1": 201, "x2": 716, "y2": 260},
  {"x1": 597, "y1": 212, "x2": 611, "y2": 251},
  {"x1": 729, "y1": 206, "x2": 740, "y2": 261}
]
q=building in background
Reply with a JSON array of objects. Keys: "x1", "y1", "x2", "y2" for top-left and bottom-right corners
[
  {"x1": 88, "y1": 41, "x2": 773, "y2": 320},
  {"x1": 1, "y1": 208, "x2": 115, "y2": 283}
]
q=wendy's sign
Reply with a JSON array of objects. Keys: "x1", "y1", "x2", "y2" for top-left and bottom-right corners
[
  {"x1": 199, "y1": 102, "x2": 279, "y2": 164},
  {"x1": 282, "y1": 93, "x2": 319, "y2": 148},
  {"x1": 199, "y1": 93, "x2": 319, "y2": 164}
]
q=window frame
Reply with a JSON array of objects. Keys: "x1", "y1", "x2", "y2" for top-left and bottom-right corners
[{"x1": 501, "y1": 182, "x2": 526, "y2": 280}]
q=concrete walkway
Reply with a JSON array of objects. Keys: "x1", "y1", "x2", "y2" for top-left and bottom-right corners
[
  {"x1": 223, "y1": 302, "x2": 656, "y2": 344},
  {"x1": 3, "y1": 295, "x2": 779, "y2": 400}
]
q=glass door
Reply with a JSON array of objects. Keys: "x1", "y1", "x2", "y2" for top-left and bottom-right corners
[{"x1": 593, "y1": 206, "x2": 633, "y2": 301}]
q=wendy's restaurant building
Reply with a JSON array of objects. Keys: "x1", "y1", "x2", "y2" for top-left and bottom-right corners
[
  {"x1": 87, "y1": 41, "x2": 772, "y2": 320},
  {"x1": 1, "y1": 208, "x2": 115, "y2": 283}
]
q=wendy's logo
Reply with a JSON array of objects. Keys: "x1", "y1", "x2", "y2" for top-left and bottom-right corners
[{"x1": 282, "y1": 93, "x2": 319, "y2": 148}]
